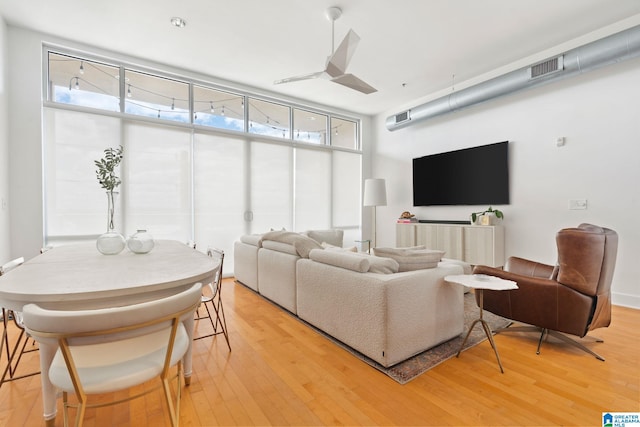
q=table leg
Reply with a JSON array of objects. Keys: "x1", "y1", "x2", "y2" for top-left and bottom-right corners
[
  {"x1": 456, "y1": 289, "x2": 505, "y2": 373},
  {"x1": 182, "y1": 314, "x2": 194, "y2": 386},
  {"x1": 38, "y1": 342, "x2": 58, "y2": 423}
]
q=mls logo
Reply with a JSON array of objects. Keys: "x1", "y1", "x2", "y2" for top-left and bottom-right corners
[{"x1": 603, "y1": 413, "x2": 613, "y2": 427}]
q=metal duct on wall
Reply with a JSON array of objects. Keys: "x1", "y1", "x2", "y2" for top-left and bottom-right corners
[{"x1": 386, "y1": 25, "x2": 640, "y2": 131}]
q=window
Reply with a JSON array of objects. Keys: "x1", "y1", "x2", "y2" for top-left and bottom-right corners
[
  {"x1": 43, "y1": 108, "x2": 122, "y2": 237},
  {"x1": 193, "y1": 85, "x2": 245, "y2": 131},
  {"x1": 48, "y1": 52, "x2": 120, "y2": 112},
  {"x1": 193, "y1": 133, "x2": 246, "y2": 250},
  {"x1": 293, "y1": 109, "x2": 327, "y2": 144},
  {"x1": 295, "y1": 148, "x2": 331, "y2": 229},
  {"x1": 331, "y1": 117, "x2": 358, "y2": 149},
  {"x1": 47, "y1": 50, "x2": 360, "y2": 149},
  {"x1": 124, "y1": 70, "x2": 190, "y2": 123},
  {"x1": 44, "y1": 47, "x2": 363, "y2": 274},
  {"x1": 123, "y1": 122, "x2": 192, "y2": 239},
  {"x1": 248, "y1": 98, "x2": 290, "y2": 139},
  {"x1": 250, "y1": 142, "x2": 293, "y2": 232}
]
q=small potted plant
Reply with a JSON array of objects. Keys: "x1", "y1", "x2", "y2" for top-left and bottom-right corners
[
  {"x1": 470, "y1": 207, "x2": 504, "y2": 225},
  {"x1": 95, "y1": 145, "x2": 125, "y2": 254}
]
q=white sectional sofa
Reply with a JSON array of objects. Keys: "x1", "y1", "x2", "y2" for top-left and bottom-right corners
[{"x1": 233, "y1": 229, "x2": 470, "y2": 367}]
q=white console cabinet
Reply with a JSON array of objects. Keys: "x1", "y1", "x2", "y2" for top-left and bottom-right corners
[{"x1": 396, "y1": 222, "x2": 505, "y2": 267}]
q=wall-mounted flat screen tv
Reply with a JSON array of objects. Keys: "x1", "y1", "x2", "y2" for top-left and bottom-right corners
[{"x1": 413, "y1": 141, "x2": 509, "y2": 206}]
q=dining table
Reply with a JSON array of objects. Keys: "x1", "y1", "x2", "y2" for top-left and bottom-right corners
[{"x1": 0, "y1": 239, "x2": 218, "y2": 426}]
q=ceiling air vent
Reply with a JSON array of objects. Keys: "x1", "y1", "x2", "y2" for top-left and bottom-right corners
[
  {"x1": 530, "y1": 55, "x2": 564, "y2": 79},
  {"x1": 394, "y1": 110, "x2": 411, "y2": 124}
]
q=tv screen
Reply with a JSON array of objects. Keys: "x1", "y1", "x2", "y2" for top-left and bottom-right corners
[{"x1": 413, "y1": 141, "x2": 509, "y2": 206}]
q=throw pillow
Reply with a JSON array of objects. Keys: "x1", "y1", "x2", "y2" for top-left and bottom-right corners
[
  {"x1": 309, "y1": 249, "x2": 370, "y2": 273},
  {"x1": 306, "y1": 229, "x2": 344, "y2": 247},
  {"x1": 261, "y1": 231, "x2": 323, "y2": 258},
  {"x1": 365, "y1": 254, "x2": 400, "y2": 274},
  {"x1": 321, "y1": 242, "x2": 357, "y2": 252},
  {"x1": 373, "y1": 247, "x2": 445, "y2": 272}
]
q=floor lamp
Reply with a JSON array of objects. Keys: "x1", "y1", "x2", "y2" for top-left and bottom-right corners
[{"x1": 363, "y1": 178, "x2": 387, "y2": 248}]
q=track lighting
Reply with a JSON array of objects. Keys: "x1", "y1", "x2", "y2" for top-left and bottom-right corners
[{"x1": 79, "y1": 61, "x2": 84, "y2": 74}]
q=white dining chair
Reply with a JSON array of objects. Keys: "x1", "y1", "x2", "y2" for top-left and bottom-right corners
[
  {"x1": 22, "y1": 282, "x2": 202, "y2": 427},
  {"x1": 0, "y1": 256, "x2": 40, "y2": 388},
  {"x1": 193, "y1": 247, "x2": 230, "y2": 350}
]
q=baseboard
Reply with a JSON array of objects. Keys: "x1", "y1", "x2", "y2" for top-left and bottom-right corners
[{"x1": 612, "y1": 291, "x2": 640, "y2": 310}]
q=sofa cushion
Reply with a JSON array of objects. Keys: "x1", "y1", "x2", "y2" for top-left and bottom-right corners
[
  {"x1": 309, "y1": 249, "x2": 370, "y2": 273},
  {"x1": 373, "y1": 247, "x2": 445, "y2": 272},
  {"x1": 306, "y1": 229, "x2": 344, "y2": 247},
  {"x1": 261, "y1": 230, "x2": 322, "y2": 258}
]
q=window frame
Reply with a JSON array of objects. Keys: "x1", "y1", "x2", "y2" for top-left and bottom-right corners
[
  {"x1": 42, "y1": 45, "x2": 364, "y2": 254},
  {"x1": 44, "y1": 46, "x2": 362, "y2": 150}
]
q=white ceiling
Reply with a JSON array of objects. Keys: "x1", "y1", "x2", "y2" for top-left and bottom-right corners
[{"x1": 1, "y1": 0, "x2": 640, "y2": 116}]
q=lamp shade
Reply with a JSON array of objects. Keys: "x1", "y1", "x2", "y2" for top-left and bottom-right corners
[{"x1": 363, "y1": 178, "x2": 387, "y2": 207}]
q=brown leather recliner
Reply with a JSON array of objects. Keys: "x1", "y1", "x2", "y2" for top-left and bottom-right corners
[{"x1": 473, "y1": 223, "x2": 618, "y2": 361}]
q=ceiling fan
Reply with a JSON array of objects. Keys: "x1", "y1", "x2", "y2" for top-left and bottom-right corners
[{"x1": 274, "y1": 7, "x2": 377, "y2": 95}]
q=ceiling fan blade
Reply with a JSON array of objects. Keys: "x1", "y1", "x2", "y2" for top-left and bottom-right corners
[
  {"x1": 274, "y1": 71, "x2": 325, "y2": 85},
  {"x1": 331, "y1": 74, "x2": 377, "y2": 94},
  {"x1": 325, "y1": 29, "x2": 360, "y2": 77}
]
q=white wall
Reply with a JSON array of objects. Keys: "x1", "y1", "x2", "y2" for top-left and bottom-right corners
[
  {"x1": 372, "y1": 57, "x2": 640, "y2": 309},
  {"x1": 7, "y1": 26, "x2": 43, "y2": 261},
  {"x1": 0, "y1": 17, "x2": 10, "y2": 263}
]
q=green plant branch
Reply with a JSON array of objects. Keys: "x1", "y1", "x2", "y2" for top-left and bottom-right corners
[{"x1": 95, "y1": 145, "x2": 123, "y2": 192}]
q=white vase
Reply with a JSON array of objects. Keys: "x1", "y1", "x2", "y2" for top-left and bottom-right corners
[
  {"x1": 96, "y1": 191, "x2": 125, "y2": 255},
  {"x1": 127, "y1": 230, "x2": 155, "y2": 254}
]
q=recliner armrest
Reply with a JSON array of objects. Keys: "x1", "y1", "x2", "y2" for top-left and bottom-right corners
[
  {"x1": 473, "y1": 265, "x2": 557, "y2": 289},
  {"x1": 504, "y1": 256, "x2": 555, "y2": 279}
]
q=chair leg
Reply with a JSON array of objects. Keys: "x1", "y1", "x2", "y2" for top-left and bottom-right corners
[
  {"x1": 0, "y1": 312, "x2": 40, "y2": 388},
  {"x1": 212, "y1": 299, "x2": 231, "y2": 351},
  {"x1": 1, "y1": 325, "x2": 26, "y2": 386},
  {"x1": 545, "y1": 330, "x2": 605, "y2": 361},
  {"x1": 193, "y1": 302, "x2": 216, "y2": 340},
  {"x1": 1, "y1": 310, "x2": 12, "y2": 386},
  {"x1": 536, "y1": 329, "x2": 547, "y2": 355},
  {"x1": 495, "y1": 324, "x2": 605, "y2": 361},
  {"x1": 161, "y1": 361, "x2": 182, "y2": 427},
  {"x1": 194, "y1": 298, "x2": 231, "y2": 351}
]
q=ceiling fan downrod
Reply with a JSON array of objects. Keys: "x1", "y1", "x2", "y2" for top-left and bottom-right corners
[{"x1": 325, "y1": 7, "x2": 342, "y2": 54}]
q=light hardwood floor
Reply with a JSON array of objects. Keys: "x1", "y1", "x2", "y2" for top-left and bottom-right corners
[{"x1": 1, "y1": 277, "x2": 638, "y2": 426}]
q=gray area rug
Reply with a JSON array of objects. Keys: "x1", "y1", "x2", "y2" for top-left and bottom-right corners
[{"x1": 303, "y1": 292, "x2": 511, "y2": 384}]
